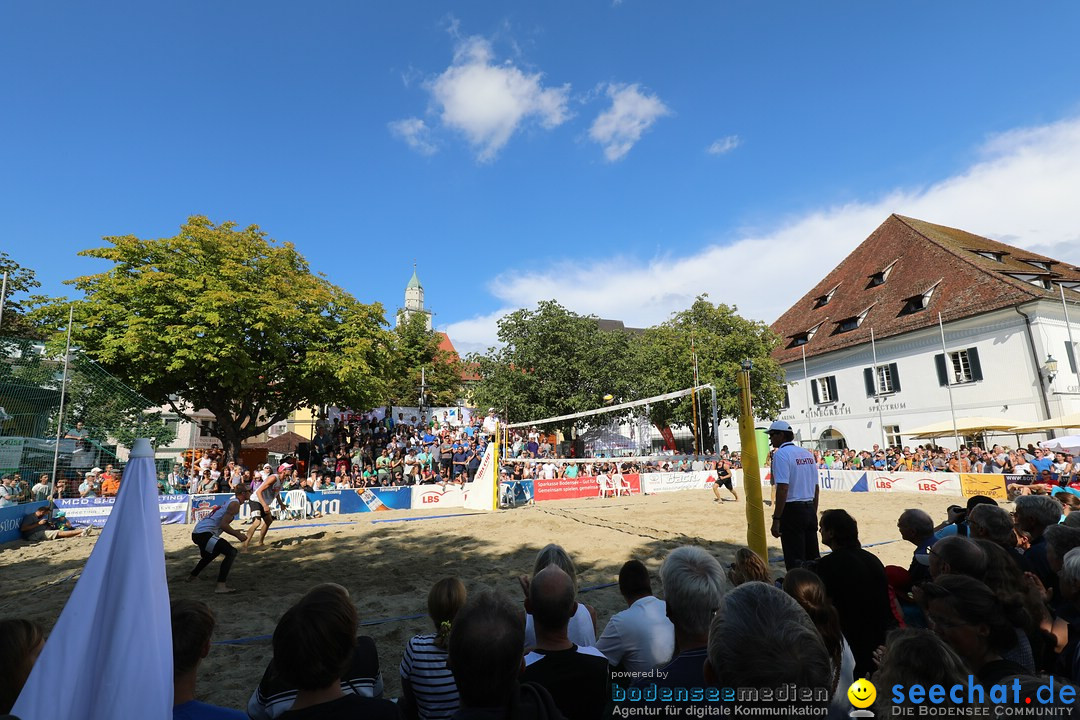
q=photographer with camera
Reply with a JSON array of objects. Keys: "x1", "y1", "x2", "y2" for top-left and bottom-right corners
[
  {"x1": 933, "y1": 495, "x2": 999, "y2": 541},
  {"x1": 20, "y1": 504, "x2": 92, "y2": 541}
]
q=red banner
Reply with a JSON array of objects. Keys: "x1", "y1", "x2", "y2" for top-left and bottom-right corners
[
  {"x1": 657, "y1": 425, "x2": 677, "y2": 452},
  {"x1": 534, "y1": 474, "x2": 642, "y2": 502}
]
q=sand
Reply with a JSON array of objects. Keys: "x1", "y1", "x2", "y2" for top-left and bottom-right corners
[{"x1": 0, "y1": 489, "x2": 957, "y2": 710}]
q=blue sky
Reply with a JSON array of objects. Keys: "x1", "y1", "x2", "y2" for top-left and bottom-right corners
[{"x1": 3, "y1": 2, "x2": 1080, "y2": 354}]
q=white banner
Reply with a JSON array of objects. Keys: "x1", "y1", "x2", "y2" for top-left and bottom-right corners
[
  {"x1": 865, "y1": 470, "x2": 963, "y2": 496},
  {"x1": 411, "y1": 484, "x2": 467, "y2": 509},
  {"x1": 464, "y1": 444, "x2": 497, "y2": 511},
  {"x1": 640, "y1": 470, "x2": 715, "y2": 494}
]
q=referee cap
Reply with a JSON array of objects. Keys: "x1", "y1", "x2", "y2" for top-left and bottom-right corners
[{"x1": 767, "y1": 420, "x2": 793, "y2": 433}]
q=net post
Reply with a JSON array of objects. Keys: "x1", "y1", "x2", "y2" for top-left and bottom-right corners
[{"x1": 736, "y1": 363, "x2": 768, "y2": 564}]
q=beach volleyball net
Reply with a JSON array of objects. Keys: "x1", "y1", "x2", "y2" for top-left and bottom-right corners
[{"x1": 500, "y1": 385, "x2": 718, "y2": 464}]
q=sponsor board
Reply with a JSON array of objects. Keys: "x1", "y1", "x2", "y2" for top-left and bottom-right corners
[
  {"x1": 0, "y1": 501, "x2": 50, "y2": 544},
  {"x1": 639, "y1": 471, "x2": 713, "y2": 494},
  {"x1": 411, "y1": 485, "x2": 467, "y2": 508},
  {"x1": 868, "y1": 472, "x2": 962, "y2": 496},
  {"x1": 959, "y1": 473, "x2": 1009, "y2": 501},
  {"x1": 534, "y1": 474, "x2": 642, "y2": 501},
  {"x1": 55, "y1": 496, "x2": 190, "y2": 527}
]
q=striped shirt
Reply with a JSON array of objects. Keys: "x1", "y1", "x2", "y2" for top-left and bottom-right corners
[{"x1": 399, "y1": 633, "x2": 460, "y2": 720}]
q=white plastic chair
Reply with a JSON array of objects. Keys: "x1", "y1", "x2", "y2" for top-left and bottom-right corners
[
  {"x1": 611, "y1": 472, "x2": 631, "y2": 497},
  {"x1": 597, "y1": 473, "x2": 616, "y2": 498},
  {"x1": 285, "y1": 490, "x2": 311, "y2": 519}
]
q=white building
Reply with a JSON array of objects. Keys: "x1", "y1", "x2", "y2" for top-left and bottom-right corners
[{"x1": 770, "y1": 215, "x2": 1080, "y2": 451}]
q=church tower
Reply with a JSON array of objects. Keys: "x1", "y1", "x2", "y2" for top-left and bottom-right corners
[{"x1": 397, "y1": 265, "x2": 433, "y2": 330}]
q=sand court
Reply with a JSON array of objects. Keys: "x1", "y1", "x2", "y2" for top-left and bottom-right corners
[{"x1": 0, "y1": 488, "x2": 956, "y2": 710}]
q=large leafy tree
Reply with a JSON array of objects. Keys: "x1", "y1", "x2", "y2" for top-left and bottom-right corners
[
  {"x1": 634, "y1": 296, "x2": 785, "y2": 449},
  {"x1": 468, "y1": 300, "x2": 637, "y2": 432},
  {"x1": 386, "y1": 310, "x2": 463, "y2": 407},
  {"x1": 0, "y1": 251, "x2": 43, "y2": 339},
  {"x1": 34, "y1": 216, "x2": 394, "y2": 460}
]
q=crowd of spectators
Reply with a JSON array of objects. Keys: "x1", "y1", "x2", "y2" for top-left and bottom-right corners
[{"x1": 810, "y1": 443, "x2": 1080, "y2": 479}]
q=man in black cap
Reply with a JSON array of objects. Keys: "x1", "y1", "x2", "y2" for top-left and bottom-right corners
[{"x1": 767, "y1": 420, "x2": 820, "y2": 570}]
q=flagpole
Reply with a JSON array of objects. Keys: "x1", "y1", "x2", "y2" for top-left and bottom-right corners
[
  {"x1": 0, "y1": 271, "x2": 8, "y2": 333},
  {"x1": 801, "y1": 345, "x2": 813, "y2": 448},
  {"x1": 870, "y1": 328, "x2": 887, "y2": 449},
  {"x1": 690, "y1": 334, "x2": 700, "y2": 455},
  {"x1": 1062, "y1": 283, "x2": 1079, "y2": 391},
  {"x1": 50, "y1": 305, "x2": 74, "y2": 496},
  {"x1": 938, "y1": 312, "x2": 961, "y2": 450}
]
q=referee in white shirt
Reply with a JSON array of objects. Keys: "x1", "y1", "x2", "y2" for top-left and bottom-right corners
[{"x1": 767, "y1": 420, "x2": 820, "y2": 570}]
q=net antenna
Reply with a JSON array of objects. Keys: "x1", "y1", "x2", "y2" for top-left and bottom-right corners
[{"x1": 504, "y1": 385, "x2": 719, "y2": 463}]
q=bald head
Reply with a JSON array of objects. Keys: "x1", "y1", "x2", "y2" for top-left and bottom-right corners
[{"x1": 530, "y1": 565, "x2": 576, "y2": 632}]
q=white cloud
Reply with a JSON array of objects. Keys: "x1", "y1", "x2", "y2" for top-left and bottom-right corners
[
  {"x1": 427, "y1": 36, "x2": 570, "y2": 162},
  {"x1": 444, "y1": 115, "x2": 1080, "y2": 348},
  {"x1": 706, "y1": 135, "x2": 741, "y2": 155},
  {"x1": 588, "y1": 83, "x2": 671, "y2": 162},
  {"x1": 388, "y1": 117, "x2": 438, "y2": 156}
]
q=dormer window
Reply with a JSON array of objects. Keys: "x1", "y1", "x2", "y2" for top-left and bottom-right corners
[
  {"x1": 1022, "y1": 259, "x2": 1053, "y2": 272},
  {"x1": 974, "y1": 251, "x2": 1005, "y2": 263},
  {"x1": 814, "y1": 283, "x2": 841, "y2": 308},
  {"x1": 1006, "y1": 273, "x2": 1053, "y2": 290},
  {"x1": 836, "y1": 308, "x2": 870, "y2": 334},
  {"x1": 900, "y1": 281, "x2": 941, "y2": 315},
  {"x1": 791, "y1": 322, "x2": 823, "y2": 348},
  {"x1": 868, "y1": 259, "x2": 898, "y2": 288}
]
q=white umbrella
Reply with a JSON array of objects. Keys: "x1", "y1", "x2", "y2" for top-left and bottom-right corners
[
  {"x1": 1011, "y1": 413, "x2": 1080, "y2": 434},
  {"x1": 906, "y1": 416, "x2": 1020, "y2": 438},
  {"x1": 14, "y1": 438, "x2": 173, "y2": 720},
  {"x1": 1040, "y1": 435, "x2": 1080, "y2": 455}
]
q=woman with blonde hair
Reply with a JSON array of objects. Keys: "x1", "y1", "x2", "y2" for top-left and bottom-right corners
[
  {"x1": 521, "y1": 543, "x2": 598, "y2": 648},
  {"x1": 400, "y1": 578, "x2": 467, "y2": 720},
  {"x1": 727, "y1": 547, "x2": 771, "y2": 586}
]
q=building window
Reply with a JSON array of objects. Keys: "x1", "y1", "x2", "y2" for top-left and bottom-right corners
[
  {"x1": 974, "y1": 250, "x2": 1004, "y2": 263},
  {"x1": 934, "y1": 348, "x2": 983, "y2": 386},
  {"x1": 790, "y1": 322, "x2": 823, "y2": 348},
  {"x1": 1023, "y1": 259, "x2": 1052, "y2": 272},
  {"x1": 900, "y1": 282, "x2": 939, "y2": 315},
  {"x1": 837, "y1": 317, "x2": 860, "y2": 333},
  {"x1": 884, "y1": 425, "x2": 902, "y2": 448},
  {"x1": 814, "y1": 284, "x2": 840, "y2": 308},
  {"x1": 165, "y1": 418, "x2": 180, "y2": 435},
  {"x1": 864, "y1": 363, "x2": 901, "y2": 396},
  {"x1": 867, "y1": 260, "x2": 898, "y2": 288},
  {"x1": 812, "y1": 376, "x2": 838, "y2": 405},
  {"x1": 1068, "y1": 341, "x2": 1078, "y2": 374},
  {"x1": 780, "y1": 386, "x2": 790, "y2": 410}
]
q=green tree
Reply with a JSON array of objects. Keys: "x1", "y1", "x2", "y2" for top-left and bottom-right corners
[
  {"x1": 33, "y1": 216, "x2": 394, "y2": 460},
  {"x1": 0, "y1": 251, "x2": 43, "y2": 339},
  {"x1": 467, "y1": 301, "x2": 637, "y2": 432},
  {"x1": 633, "y1": 296, "x2": 785, "y2": 449},
  {"x1": 386, "y1": 311, "x2": 463, "y2": 407}
]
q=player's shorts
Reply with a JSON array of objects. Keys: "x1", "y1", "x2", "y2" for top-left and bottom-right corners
[
  {"x1": 715, "y1": 476, "x2": 733, "y2": 491},
  {"x1": 249, "y1": 501, "x2": 273, "y2": 520}
]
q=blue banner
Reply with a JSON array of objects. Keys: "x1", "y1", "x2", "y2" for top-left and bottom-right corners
[
  {"x1": 188, "y1": 487, "x2": 414, "y2": 523},
  {"x1": 55, "y1": 496, "x2": 190, "y2": 527},
  {"x1": 0, "y1": 501, "x2": 51, "y2": 544}
]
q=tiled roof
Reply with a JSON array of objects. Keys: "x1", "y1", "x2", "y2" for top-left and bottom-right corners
[
  {"x1": 438, "y1": 332, "x2": 480, "y2": 381},
  {"x1": 770, "y1": 214, "x2": 1080, "y2": 364}
]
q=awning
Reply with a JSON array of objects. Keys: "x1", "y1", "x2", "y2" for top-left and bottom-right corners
[
  {"x1": 1009, "y1": 412, "x2": 1080, "y2": 434},
  {"x1": 905, "y1": 417, "x2": 1021, "y2": 438}
]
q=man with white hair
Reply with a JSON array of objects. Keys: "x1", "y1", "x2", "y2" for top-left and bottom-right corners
[
  {"x1": 704, "y1": 582, "x2": 832, "y2": 713},
  {"x1": 638, "y1": 546, "x2": 727, "y2": 691}
]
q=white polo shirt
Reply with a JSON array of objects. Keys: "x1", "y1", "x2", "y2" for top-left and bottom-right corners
[{"x1": 772, "y1": 442, "x2": 818, "y2": 503}]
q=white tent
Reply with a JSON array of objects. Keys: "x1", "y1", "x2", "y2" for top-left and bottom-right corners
[
  {"x1": 1040, "y1": 435, "x2": 1080, "y2": 455},
  {"x1": 14, "y1": 438, "x2": 172, "y2": 720}
]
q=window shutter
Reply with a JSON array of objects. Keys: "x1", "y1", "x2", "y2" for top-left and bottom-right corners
[
  {"x1": 935, "y1": 354, "x2": 948, "y2": 386},
  {"x1": 1068, "y1": 341, "x2": 1078, "y2": 374},
  {"x1": 812, "y1": 379, "x2": 820, "y2": 404},
  {"x1": 864, "y1": 368, "x2": 876, "y2": 397},
  {"x1": 968, "y1": 347, "x2": 983, "y2": 381},
  {"x1": 827, "y1": 376, "x2": 838, "y2": 401},
  {"x1": 889, "y1": 363, "x2": 901, "y2": 392}
]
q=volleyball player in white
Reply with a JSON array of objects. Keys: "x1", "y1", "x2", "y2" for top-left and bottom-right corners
[
  {"x1": 246, "y1": 473, "x2": 282, "y2": 549},
  {"x1": 188, "y1": 484, "x2": 252, "y2": 593}
]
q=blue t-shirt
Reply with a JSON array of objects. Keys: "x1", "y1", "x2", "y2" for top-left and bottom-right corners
[
  {"x1": 1032, "y1": 458, "x2": 1054, "y2": 474},
  {"x1": 174, "y1": 700, "x2": 246, "y2": 720}
]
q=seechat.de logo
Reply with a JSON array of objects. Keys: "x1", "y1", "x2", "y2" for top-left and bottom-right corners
[{"x1": 847, "y1": 679, "x2": 876, "y2": 717}]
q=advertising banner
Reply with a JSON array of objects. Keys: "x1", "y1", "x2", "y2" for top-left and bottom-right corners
[
  {"x1": 959, "y1": 473, "x2": 1009, "y2": 501},
  {"x1": 412, "y1": 484, "x2": 467, "y2": 509},
  {"x1": 534, "y1": 474, "x2": 642, "y2": 501},
  {"x1": 639, "y1": 471, "x2": 713, "y2": 494},
  {"x1": 865, "y1": 472, "x2": 962, "y2": 496},
  {"x1": 56, "y1": 495, "x2": 190, "y2": 527},
  {"x1": 817, "y1": 469, "x2": 870, "y2": 493},
  {"x1": 0, "y1": 500, "x2": 50, "y2": 544}
]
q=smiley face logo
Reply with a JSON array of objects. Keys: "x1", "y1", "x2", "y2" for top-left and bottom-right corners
[{"x1": 847, "y1": 678, "x2": 876, "y2": 709}]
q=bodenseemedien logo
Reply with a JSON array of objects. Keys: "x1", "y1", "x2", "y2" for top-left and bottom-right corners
[{"x1": 847, "y1": 679, "x2": 876, "y2": 717}]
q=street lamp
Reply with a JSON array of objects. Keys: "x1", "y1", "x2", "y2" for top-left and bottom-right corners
[{"x1": 1043, "y1": 355, "x2": 1058, "y2": 384}]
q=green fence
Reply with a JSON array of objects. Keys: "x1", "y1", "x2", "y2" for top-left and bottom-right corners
[{"x1": 0, "y1": 336, "x2": 175, "y2": 503}]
